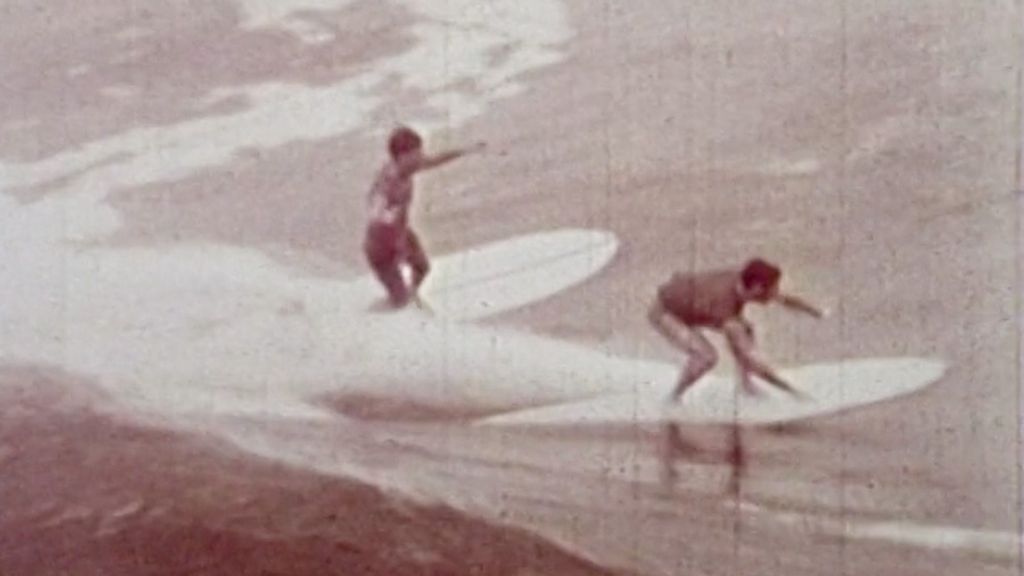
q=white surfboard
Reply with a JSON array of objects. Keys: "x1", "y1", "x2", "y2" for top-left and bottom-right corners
[
  {"x1": 348, "y1": 228, "x2": 619, "y2": 321},
  {"x1": 478, "y1": 357, "x2": 947, "y2": 426}
]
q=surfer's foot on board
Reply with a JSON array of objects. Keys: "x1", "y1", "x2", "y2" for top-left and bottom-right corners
[
  {"x1": 739, "y1": 380, "x2": 765, "y2": 398},
  {"x1": 664, "y1": 377, "x2": 698, "y2": 405},
  {"x1": 386, "y1": 297, "x2": 410, "y2": 310},
  {"x1": 411, "y1": 292, "x2": 433, "y2": 314}
]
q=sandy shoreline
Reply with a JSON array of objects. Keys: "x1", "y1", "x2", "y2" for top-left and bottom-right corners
[{"x1": 0, "y1": 366, "x2": 627, "y2": 576}]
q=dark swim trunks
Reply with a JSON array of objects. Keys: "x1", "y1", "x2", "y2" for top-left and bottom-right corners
[{"x1": 363, "y1": 222, "x2": 429, "y2": 305}]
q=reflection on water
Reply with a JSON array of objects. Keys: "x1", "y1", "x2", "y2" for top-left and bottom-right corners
[{"x1": 659, "y1": 422, "x2": 746, "y2": 497}]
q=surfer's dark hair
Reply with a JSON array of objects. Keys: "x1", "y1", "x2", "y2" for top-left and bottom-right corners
[
  {"x1": 388, "y1": 126, "x2": 423, "y2": 159},
  {"x1": 741, "y1": 258, "x2": 781, "y2": 290}
]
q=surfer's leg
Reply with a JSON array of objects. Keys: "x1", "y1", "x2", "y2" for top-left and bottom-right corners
[
  {"x1": 374, "y1": 261, "x2": 409, "y2": 306},
  {"x1": 365, "y1": 240, "x2": 409, "y2": 307},
  {"x1": 648, "y1": 300, "x2": 685, "y2": 348},
  {"x1": 648, "y1": 301, "x2": 717, "y2": 400},
  {"x1": 737, "y1": 368, "x2": 761, "y2": 396},
  {"x1": 669, "y1": 327, "x2": 717, "y2": 400},
  {"x1": 732, "y1": 323, "x2": 761, "y2": 396},
  {"x1": 364, "y1": 256, "x2": 403, "y2": 307},
  {"x1": 404, "y1": 229, "x2": 430, "y2": 292}
]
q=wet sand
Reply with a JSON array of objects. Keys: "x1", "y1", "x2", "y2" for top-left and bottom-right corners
[{"x1": 0, "y1": 367, "x2": 624, "y2": 576}]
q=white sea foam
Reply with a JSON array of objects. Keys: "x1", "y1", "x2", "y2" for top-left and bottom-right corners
[{"x1": 0, "y1": 2, "x2": 633, "y2": 424}]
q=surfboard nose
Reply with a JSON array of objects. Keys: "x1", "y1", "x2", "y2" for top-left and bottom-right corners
[{"x1": 422, "y1": 228, "x2": 619, "y2": 321}]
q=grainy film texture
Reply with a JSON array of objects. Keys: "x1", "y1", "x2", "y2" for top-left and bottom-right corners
[{"x1": 0, "y1": 1, "x2": 1020, "y2": 575}]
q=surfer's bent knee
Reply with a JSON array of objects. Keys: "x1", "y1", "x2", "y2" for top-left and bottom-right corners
[
  {"x1": 648, "y1": 298, "x2": 668, "y2": 327},
  {"x1": 691, "y1": 344, "x2": 718, "y2": 374}
]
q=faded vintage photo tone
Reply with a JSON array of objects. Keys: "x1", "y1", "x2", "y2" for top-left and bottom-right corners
[{"x1": 0, "y1": 1, "x2": 1021, "y2": 575}]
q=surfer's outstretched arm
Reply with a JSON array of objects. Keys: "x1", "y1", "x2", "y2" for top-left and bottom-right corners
[
  {"x1": 723, "y1": 319, "x2": 806, "y2": 398},
  {"x1": 776, "y1": 292, "x2": 825, "y2": 319},
  {"x1": 417, "y1": 142, "x2": 486, "y2": 172}
]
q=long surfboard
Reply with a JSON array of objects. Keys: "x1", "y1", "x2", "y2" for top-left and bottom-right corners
[
  {"x1": 478, "y1": 357, "x2": 947, "y2": 426},
  {"x1": 346, "y1": 228, "x2": 619, "y2": 321}
]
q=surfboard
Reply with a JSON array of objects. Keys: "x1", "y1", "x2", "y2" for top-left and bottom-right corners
[
  {"x1": 477, "y1": 357, "x2": 947, "y2": 426},
  {"x1": 349, "y1": 228, "x2": 619, "y2": 321}
]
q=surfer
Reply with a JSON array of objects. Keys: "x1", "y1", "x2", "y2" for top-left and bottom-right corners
[
  {"x1": 363, "y1": 126, "x2": 485, "y2": 307},
  {"x1": 648, "y1": 258, "x2": 825, "y2": 402}
]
